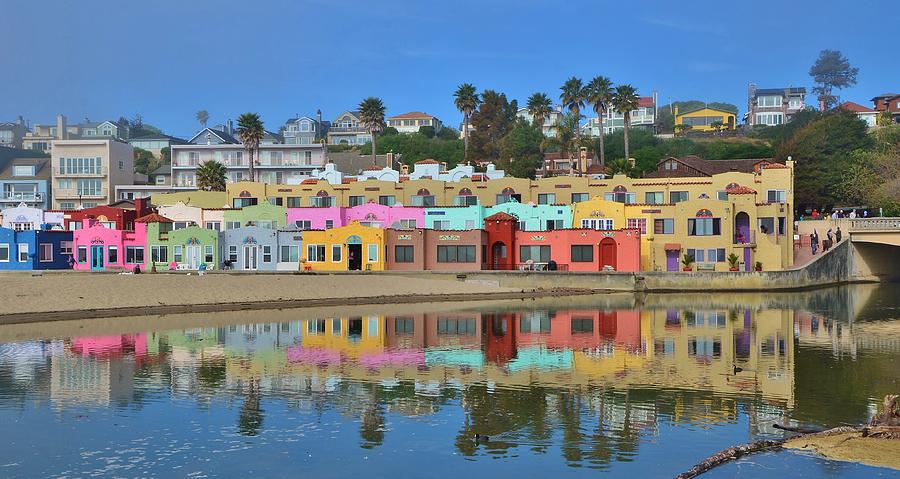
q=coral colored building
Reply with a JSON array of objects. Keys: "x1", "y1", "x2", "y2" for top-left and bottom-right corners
[
  {"x1": 384, "y1": 228, "x2": 488, "y2": 271},
  {"x1": 71, "y1": 218, "x2": 148, "y2": 271}
]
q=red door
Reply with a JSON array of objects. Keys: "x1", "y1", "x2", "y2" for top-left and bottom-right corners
[{"x1": 599, "y1": 238, "x2": 617, "y2": 271}]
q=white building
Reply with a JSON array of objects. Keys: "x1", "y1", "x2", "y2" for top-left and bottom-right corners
[
  {"x1": 581, "y1": 95, "x2": 657, "y2": 136},
  {"x1": 515, "y1": 107, "x2": 564, "y2": 137}
]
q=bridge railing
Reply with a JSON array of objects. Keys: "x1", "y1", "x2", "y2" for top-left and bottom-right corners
[{"x1": 846, "y1": 218, "x2": 900, "y2": 231}]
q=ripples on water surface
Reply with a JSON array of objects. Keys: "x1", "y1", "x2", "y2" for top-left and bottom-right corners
[{"x1": 1, "y1": 284, "x2": 898, "y2": 478}]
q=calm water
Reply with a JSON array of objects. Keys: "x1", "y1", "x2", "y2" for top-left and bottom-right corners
[{"x1": 1, "y1": 285, "x2": 899, "y2": 478}]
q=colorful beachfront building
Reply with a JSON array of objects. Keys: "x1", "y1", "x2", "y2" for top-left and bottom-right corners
[
  {"x1": 219, "y1": 226, "x2": 303, "y2": 271},
  {"x1": 0, "y1": 227, "x2": 72, "y2": 270},
  {"x1": 300, "y1": 222, "x2": 385, "y2": 271},
  {"x1": 71, "y1": 217, "x2": 148, "y2": 271},
  {"x1": 423, "y1": 201, "x2": 572, "y2": 231},
  {"x1": 287, "y1": 202, "x2": 424, "y2": 230},
  {"x1": 1, "y1": 203, "x2": 64, "y2": 230},
  {"x1": 222, "y1": 203, "x2": 287, "y2": 230},
  {"x1": 384, "y1": 229, "x2": 489, "y2": 271},
  {"x1": 143, "y1": 214, "x2": 218, "y2": 270},
  {"x1": 151, "y1": 190, "x2": 229, "y2": 209},
  {"x1": 157, "y1": 202, "x2": 226, "y2": 231},
  {"x1": 61, "y1": 198, "x2": 153, "y2": 231}
]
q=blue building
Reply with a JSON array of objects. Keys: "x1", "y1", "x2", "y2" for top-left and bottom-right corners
[
  {"x1": 0, "y1": 228, "x2": 73, "y2": 270},
  {"x1": 0, "y1": 147, "x2": 51, "y2": 210}
]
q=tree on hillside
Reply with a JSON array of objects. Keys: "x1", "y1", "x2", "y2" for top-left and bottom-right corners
[
  {"x1": 499, "y1": 119, "x2": 544, "y2": 178},
  {"x1": 843, "y1": 126, "x2": 900, "y2": 215},
  {"x1": 160, "y1": 146, "x2": 171, "y2": 164},
  {"x1": 777, "y1": 110, "x2": 871, "y2": 209},
  {"x1": 236, "y1": 113, "x2": 264, "y2": 182},
  {"x1": 612, "y1": 84, "x2": 640, "y2": 162},
  {"x1": 543, "y1": 112, "x2": 579, "y2": 169},
  {"x1": 196, "y1": 160, "x2": 227, "y2": 191},
  {"x1": 454, "y1": 83, "x2": 480, "y2": 159},
  {"x1": 418, "y1": 125, "x2": 436, "y2": 138},
  {"x1": 606, "y1": 158, "x2": 635, "y2": 177},
  {"x1": 133, "y1": 147, "x2": 155, "y2": 175},
  {"x1": 809, "y1": 49, "x2": 859, "y2": 110},
  {"x1": 586, "y1": 75, "x2": 614, "y2": 166},
  {"x1": 526, "y1": 92, "x2": 553, "y2": 130},
  {"x1": 560, "y1": 77, "x2": 587, "y2": 171},
  {"x1": 196, "y1": 110, "x2": 209, "y2": 129},
  {"x1": 437, "y1": 127, "x2": 460, "y2": 141},
  {"x1": 469, "y1": 90, "x2": 518, "y2": 163},
  {"x1": 363, "y1": 133, "x2": 464, "y2": 167},
  {"x1": 359, "y1": 97, "x2": 387, "y2": 167}
]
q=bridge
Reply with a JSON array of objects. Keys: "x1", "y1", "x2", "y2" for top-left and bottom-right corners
[{"x1": 795, "y1": 217, "x2": 900, "y2": 282}]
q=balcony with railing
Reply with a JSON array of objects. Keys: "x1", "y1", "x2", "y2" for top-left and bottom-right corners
[
  {"x1": 55, "y1": 166, "x2": 107, "y2": 176},
  {"x1": 0, "y1": 192, "x2": 43, "y2": 202},
  {"x1": 328, "y1": 126, "x2": 368, "y2": 134},
  {"x1": 733, "y1": 230, "x2": 756, "y2": 246},
  {"x1": 55, "y1": 188, "x2": 108, "y2": 199}
]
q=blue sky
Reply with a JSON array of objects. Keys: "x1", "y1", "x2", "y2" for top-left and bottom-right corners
[{"x1": 1, "y1": 0, "x2": 897, "y2": 138}]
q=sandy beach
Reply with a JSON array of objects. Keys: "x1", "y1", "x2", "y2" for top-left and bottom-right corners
[{"x1": 0, "y1": 272, "x2": 589, "y2": 323}]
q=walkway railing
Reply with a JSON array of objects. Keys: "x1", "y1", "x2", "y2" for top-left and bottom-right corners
[
  {"x1": 846, "y1": 218, "x2": 900, "y2": 231},
  {"x1": 484, "y1": 263, "x2": 570, "y2": 272}
]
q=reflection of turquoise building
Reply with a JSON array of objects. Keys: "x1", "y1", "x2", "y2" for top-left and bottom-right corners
[
  {"x1": 424, "y1": 201, "x2": 572, "y2": 231},
  {"x1": 506, "y1": 346, "x2": 573, "y2": 372},
  {"x1": 425, "y1": 348, "x2": 484, "y2": 368}
]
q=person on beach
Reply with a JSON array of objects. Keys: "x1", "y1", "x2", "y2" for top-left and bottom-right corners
[{"x1": 67, "y1": 255, "x2": 75, "y2": 269}]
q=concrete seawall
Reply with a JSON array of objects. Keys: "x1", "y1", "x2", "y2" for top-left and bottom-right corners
[{"x1": 383, "y1": 239, "x2": 881, "y2": 292}]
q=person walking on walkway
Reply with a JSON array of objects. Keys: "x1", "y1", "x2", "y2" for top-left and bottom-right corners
[
  {"x1": 835, "y1": 227, "x2": 842, "y2": 243},
  {"x1": 811, "y1": 231, "x2": 819, "y2": 255}
]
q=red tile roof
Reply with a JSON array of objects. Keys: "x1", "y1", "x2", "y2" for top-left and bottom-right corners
[
  {"x1": 839, "y1": 101, "x2": 876, "y2": 113},
  {"x1": 760, "y1": 162, "x2": 788, "y2": 169},
  {"x1": 725, "y1": 185, "x2": 757, "y2": 195},
  {"x1": 415, "y1": 159, "x2": 442, "y2": 164},
  {"x1": 135, "y1": 213, "x2": 173, "y2": 223},
  {"x1": 301, "y1": 179, "x2": 320, "y2": 185},
  {"x1": 484, "y1": 212, "x2": 519, "y2": 222},
  {"x1": 388, "y1": 111, "x2": 435, "y2": 120},
  {"x1": 638, "y1": 96, "x2": 655, "y2": 108}
]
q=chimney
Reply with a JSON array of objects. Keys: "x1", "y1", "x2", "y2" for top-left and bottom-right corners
[
  {"x1": 386, "y1": 151, "x2": 394, "y2": 169},
  {"x1": 227, "y1": 119, "x2": 234, "y2": 135},
  {"x1": 316, "y1": 109, "x2": 322, "y2": 139},
  {"x1": 56, "y1": 114, "x2": 67, "y2": 140},
  {"x1": 16, "y1": 115, "x2": 24, "y2": 126}
]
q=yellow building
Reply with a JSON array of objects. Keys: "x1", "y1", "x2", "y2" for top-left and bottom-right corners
[
  {"x1": 151, "y1": 190, "x2": 229, "y2": 209},
  {"x1": 675, "y1": 106, "x2": 737, "y2": 132},
  {"x1": 301, "y1": 222, "x2": 385, "y2": 271}
]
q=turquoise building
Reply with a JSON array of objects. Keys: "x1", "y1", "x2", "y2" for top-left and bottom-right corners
[{"x1": 424, "y1": 200, "x2": 572, "y2": 231}]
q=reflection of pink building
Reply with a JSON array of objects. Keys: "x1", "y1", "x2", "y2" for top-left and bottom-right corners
[
  {"x1": 71, "y1": 218, "x2": 148, "y2": 270},
  {"x1": 517, "y1": 310, "x2": 642, "y2": 351},
  {"x1": 70, "y1": 333, "x2": 147, "y2": 359},
  {"x1": 287, "y1": 202, "x2": 424, "y2": 230}
]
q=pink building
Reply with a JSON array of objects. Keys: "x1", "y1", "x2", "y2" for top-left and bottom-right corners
[
  {"x1": 71, "y1": 218, "x2": 148, "y2": 271},
  {"x1": 287, "y1": 202, "x2": 424, "y2": 230}
]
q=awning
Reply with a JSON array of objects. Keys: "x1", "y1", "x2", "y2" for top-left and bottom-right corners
[{"x1": 664, "y1": 243, "x2": 682, "y2": 251}]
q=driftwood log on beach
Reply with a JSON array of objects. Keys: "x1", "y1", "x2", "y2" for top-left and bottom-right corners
[{"x1": 674, "y1": 395, "x2": 900, "y2": 478}]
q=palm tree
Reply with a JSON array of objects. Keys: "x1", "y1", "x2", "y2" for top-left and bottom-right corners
[
  {"x1": 560, "y1": 77, "x2": 587, "y2": 173},
  {"x1": 236, "y1": 113, "x2": 264, "y2": 182},
  {"x1": 358, "y1": 97, "x2": 386, "y2": 166},
  {"x1": 454, "y1": 84, "x2": 480, "y2": 159},
  {"x1": 526, "y1": 92, "x2": 553, "y2": 131},
  {"x1": 196, "y1": 160, "x2": 227, "y2": 191},
  {"x1": 542, "y1": 112, "x2": 579, "y2": 173},
  {"x1": 606, "y1": 158, "x2": 633, "y2": 177},
  {"x1": 611, "y1": 84, "x2": 640, "y2": 162},
  {"x1": 586, "y1": 76, "x2": 613, "y2": 166},
  {"x1": 196, "y1": 110, "x2": 209, "y2": 129}
]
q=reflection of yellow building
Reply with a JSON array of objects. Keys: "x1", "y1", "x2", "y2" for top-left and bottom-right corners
[
  {"x1": 301, "y1": 222, "x2": 385, "y2": 271},
  {"x1": 300, "y1": 317, "x2": 385, "y2": 359}
]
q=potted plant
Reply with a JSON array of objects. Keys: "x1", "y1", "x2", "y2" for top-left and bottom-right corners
[
  {"x1": 727, "y1": 253, "x2": 740, "y2": 271},
  {"x1": 755, "y1": 261, "x2": 763, "y2": 272},
  {"x1": 682, "y1": 253, "x2": 694, "y2": 272}
]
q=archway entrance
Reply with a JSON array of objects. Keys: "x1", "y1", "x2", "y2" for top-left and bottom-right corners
[
  {"x1": 599, "y1": 238, "x2": 617, "y2": 271},
  {"x1": 735, "y1": 212, "x2": 750, "y2": 244}
]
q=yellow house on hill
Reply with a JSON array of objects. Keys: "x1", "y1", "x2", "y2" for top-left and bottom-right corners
[
  {"x1": 301, "y1": 222, "x2": 385, "y2": 271},
  {"x1": 675, "y1": 106, "x2": 737, "y2": 132}
]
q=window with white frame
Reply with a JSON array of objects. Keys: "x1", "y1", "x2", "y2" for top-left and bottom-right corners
[
  {"x1": 173, "y1": 245, "x2": 183, "y2": 263},
  {"x1": 433, "y1": 220, "x2": 451, "y2": 229},
  {"x1": 39, "y1": 243, "x2": 53, "y2": 262},
  {"x1": 581, "y1": 218, "x2": 614, "y2": 230},
  {"x1": 18, "y1": 244, "x2": 29, "y2": 262},
  {"x1": 294, "y1": 220, "x2": 312, "y2": 230},
  {"x1": 538, "y1": 193, "x2": 556, "y2": 205},
  {"x1": 331, "y1": 244, "x2": 342, "y2": 262},
  {"x1": 398, "y1": 219, "x2": 417, "y2": 229},
  {"x1": 262, "y1": 245, "x2": 272, "y2": 262},
  {"x1": 204, "y1": 245, "x2": 214, "y2": 264},
  {"x1": 307, "y1": 244, "x2": 325, "y2": 262},
  {"x1": 767, "y1": 189, "x2": 786, "y2": 203},
  {"x1": 280, "y1": 245, "x2": 300, "y2": 262},
  {"x1": 227, "y1": 245, "x2": 237, "y2": 263},
  {"x1": 151, "y1": 245, "x2": 168, "y2": 263},
  {"x1": 464, "y1": 219, "x2": 476, "y2": 229},
  {"x1": 125, "y1": 246, "x2": 144, "y2": 264},
  {"x1": 205, "y1": 221, "x2": 221, "y2": 231},
  {"x1": 0, "y1": 244, "x2": 9, "y2": 262},
  {"x1": 757, "y1": 95, "x2": 782, "y2": 107},
  {"x1": 755, "y1": 113, "x2": 783, "y2": 125},
  {"x1": 12, "y1": 222, "x2": 32, "y2": 231},
  {"x1": 59, "y1": 241, "x2": 73, "y2": 255},
  {"x1": 367, "y1": 244, "x2": 378, "y2": 262}
]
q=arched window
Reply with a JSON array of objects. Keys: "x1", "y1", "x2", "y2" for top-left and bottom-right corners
[
  {"x1": 497, "y1": 187, "x2": 520, "y2": 204},
  {"x1": 613, "y1": 185, "x2": 628, "y2": 193},
  {"x1": 346, "y1": 235, "x2": 362, "y2": 244},
  {"x1": 316, "y1": 190, "x2": 330, "y2": 197},
  {"x1": 455, "y1": 187, "x2": 477, "y2": 206},
  {"x1": 416, "y1": 188, "x2": 431, "y2": 196},
  {"x1": 726, "y1": 182, "x2": 739, "y2": 190},
  {"x1": 458, "y1": 188, "x2": 473, "y2": 196},
  {"x1": 312, "y1": 190, "x2": 334, "y2": 207},
  {"x1": 696, "y1": 209, "x2": 713, "y2": 217},
  {"x1": 413, "y1": 188, "x2": 435, "y2": 206}
]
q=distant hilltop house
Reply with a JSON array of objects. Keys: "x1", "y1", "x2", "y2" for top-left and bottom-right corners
[
  {"x1": 309, "y1": 158, "x2": 505, "y2": 185},
  {"x1": 581, "y1": 94, "x2": 657, "y2": 137},
  {"x1": 387, "y1": 112, "x2": 443, "y2": 134},
  {"x1": 870, "y1": 92, "x2": 900, "y2": 124},
  {"x1": 0, "y1": 117, "x2": 27, "y2": 149},
  {"x1": 23, "y1": 115, "x2": 130, "y2": 154},
  {"x1": 515, "y1": 107, "x2": 564, "y2": 137},
  {"x1": 746, "y1": 85, "x2": 807, "y2": 127},
  {"x1": 838, "y1": 101, "x2": 879, "y2": 127},
  {"x1": 282, "y1": 111, "x2": 329, "y2": 145},
  {"x1": 127, "y1": 133, "x2": 187, "y2": 158},
  {"x1": 674, "y1": 105, "x2": 737, "y2": 132},
  {"x1": 327, "y1": 111, "x2": 372, "y2": 146}
]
